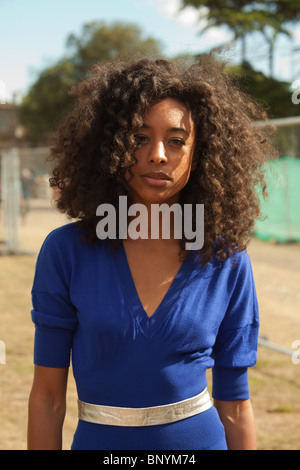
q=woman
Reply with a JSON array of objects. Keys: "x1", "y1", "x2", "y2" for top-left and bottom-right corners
[{"x1": 28, "y1": 57, "x2": 275, "y2": 450}]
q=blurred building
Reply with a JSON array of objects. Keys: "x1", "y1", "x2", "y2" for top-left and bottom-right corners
[
  {"x1": 0, "y1": 103, "x2": 24, "y2": 148},
  {"x1": 0, "y1": 104, "x2": 51, "y2": 178}
]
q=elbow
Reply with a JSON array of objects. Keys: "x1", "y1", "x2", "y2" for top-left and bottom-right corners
[
  {"x1": 214, "y1": 398, "x2": 253, "y2": 423},
  {"x1": 28, "y1": 388, "x2": 67, "y2": 422}
]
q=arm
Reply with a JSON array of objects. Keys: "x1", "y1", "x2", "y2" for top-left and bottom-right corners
[
  {"x1": 28, "y1": 365, "x2": 69, "y2": 450},
  {"x1": 214, "y1": 399, "x2": 257, "y2": 450}
]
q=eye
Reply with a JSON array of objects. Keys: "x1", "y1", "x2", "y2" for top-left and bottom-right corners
[
  {"x1": 134, "y1": 134, "x2": 149, "y2": 147},
  {"x1": 170, "y1": 138, "x2": 185, "y2": 147}
]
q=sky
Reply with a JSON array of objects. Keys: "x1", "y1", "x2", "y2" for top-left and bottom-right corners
[{"x1": 1, "y1": 0, "x2": 300, "y2": 103}]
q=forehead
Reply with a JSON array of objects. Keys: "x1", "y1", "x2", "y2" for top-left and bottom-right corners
[{"x1": 143, "y1": 98, "x2": 194, "y2": 131}]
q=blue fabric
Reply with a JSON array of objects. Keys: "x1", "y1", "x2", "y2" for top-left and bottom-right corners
[
  {"x1": 31, "y1": 223, "x2": 259, "y2": 450},
  {"x1": 71, "y1": 408, "x2": 228, "y2": 450}
]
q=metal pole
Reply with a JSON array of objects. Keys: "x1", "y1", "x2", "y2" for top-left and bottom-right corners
[
  {"x1": 0, "y1": 148, "x2": 20, "y2": 253},
  {"x1": 258, "y1": 336, "x2": 295, "y2": 357}
]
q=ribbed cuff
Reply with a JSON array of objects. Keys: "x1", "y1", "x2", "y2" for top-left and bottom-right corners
[
  {"x1": 212, "y1": 366, "x2": 250, "y2": 401},
  {"x1": 33, "y1": 325, "x2": 72, "y2": 368}
]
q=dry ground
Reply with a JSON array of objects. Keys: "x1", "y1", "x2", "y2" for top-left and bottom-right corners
[{"x1": 0, "y1": 198, "x2": 299, "y2": 450}]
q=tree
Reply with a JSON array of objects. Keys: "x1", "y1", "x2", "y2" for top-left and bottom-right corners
[
  {"x1": 19, "y1": 21, "x2": 163, "y2": 144},
  {"x1": 179, "y1": 0, "x2": 300, "y2": 76},
  {"x1": 66, "y1": 21, "x2": 163, "y2": 77},
  {"x1": 227, "y1": 61, "x2": 299, "y2": 118},
  {"x1": 19, "y1": 60, "x2": 76, "y2": 144}
]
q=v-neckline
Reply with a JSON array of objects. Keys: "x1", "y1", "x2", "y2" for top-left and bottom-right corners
[{"x1": 114, "y1": 243, "x2": 194, "y2": 326}]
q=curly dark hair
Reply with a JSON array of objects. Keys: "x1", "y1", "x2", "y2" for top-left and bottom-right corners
[{"x1": 49, "y1": 55, "x2": 276, "y2": 265}]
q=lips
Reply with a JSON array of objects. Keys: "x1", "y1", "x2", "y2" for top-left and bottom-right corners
[
  {"x1": 141, "y1": 172, "x2": 171, "y2": 187},
  {"x1": 142, "y1": 172, "x2": 171, "y2": 180}
]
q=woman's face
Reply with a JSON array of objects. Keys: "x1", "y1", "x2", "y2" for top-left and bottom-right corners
[{"x1": 126, "y1": 98, "x2": 196, "y2": 206}]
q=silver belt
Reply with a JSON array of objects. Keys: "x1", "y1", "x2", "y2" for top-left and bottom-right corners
[{"x1": 78, "y1": 387, "x2": 212, "y2": 427}]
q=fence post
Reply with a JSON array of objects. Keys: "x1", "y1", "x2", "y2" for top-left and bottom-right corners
[
  {"x1": 0, "y1": 148, "x2": 21, "y2": 253},
  {"x1": 0, "y1": 340, "x2": 6, "y2": 364}
]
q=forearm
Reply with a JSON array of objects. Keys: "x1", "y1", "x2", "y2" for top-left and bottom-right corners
[
  {"x1": 214, "y1": 399, "x2": 257, "y2": 450},
  {"x1": 27, "y1": 392, "x2": 66, "y2": 450}
]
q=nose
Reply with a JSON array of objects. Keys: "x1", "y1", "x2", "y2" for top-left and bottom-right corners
[{"x1": 148, "y1": 142, "x2": 167, "y2": 165}]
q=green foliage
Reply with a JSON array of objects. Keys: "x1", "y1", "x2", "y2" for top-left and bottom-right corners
[
  {"x1": 180, "y1": 0, "x2": 300, "y2": 75},
  {"x1": 227, "y1": 61, "x2": 299, "y2": 118},
  {"x1": 180, "y1": 0, "x2": 293, "y2": 33},
  {"x1": 19, "y1": 60, "x2": 76, "y2": 144},
  {"x1": 66, "y1": 21, "x2": 162, "y2": 76},
  {"x1": 19, "y1": 21, "x2": 163, "y2": 144},
  {"x1": 19, "y1": 16, "x2": 299, "y2": 145}
]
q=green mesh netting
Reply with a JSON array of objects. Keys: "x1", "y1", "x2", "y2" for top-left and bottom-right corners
[{"x1": 254, "y1": 157, "x2": 300, "y2": 242}]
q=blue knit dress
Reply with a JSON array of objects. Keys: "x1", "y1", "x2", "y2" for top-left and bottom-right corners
[{"x1": 31, "y1": 223, "x2": 259, "y2": 450}]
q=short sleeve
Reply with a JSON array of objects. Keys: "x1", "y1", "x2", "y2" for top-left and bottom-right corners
[
  {"x1": 212, "y1": 252, "x2": 259, "y2": 401},
  {"x1": 31, "y1": 227, "x2": 78, "y2": 368}
]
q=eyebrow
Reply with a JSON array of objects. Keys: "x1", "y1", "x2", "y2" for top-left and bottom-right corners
[{"x1": 141, "y1": 124, "x2": 190, "y2": 136}]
